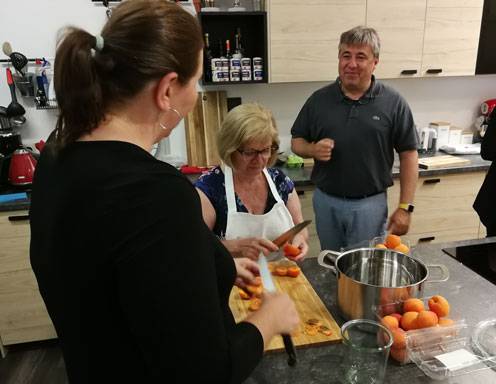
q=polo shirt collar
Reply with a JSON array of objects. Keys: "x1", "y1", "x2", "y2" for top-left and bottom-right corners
[{"x1": 335, "y1": 75, "x2": 379, "y2": 103}]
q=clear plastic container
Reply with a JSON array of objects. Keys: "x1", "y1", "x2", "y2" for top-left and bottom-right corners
[{"x1": 406, "y1": 319, "x2": 496, "y2": 380}]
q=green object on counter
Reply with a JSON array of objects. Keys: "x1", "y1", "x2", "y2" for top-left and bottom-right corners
[{"x1": 286, "y1": 154, "x2": 304, "y2": 168}]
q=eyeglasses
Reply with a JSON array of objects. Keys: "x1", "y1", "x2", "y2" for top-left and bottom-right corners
[{"x1": 237, "y1": 145, "x2": 278, "y2": 160}]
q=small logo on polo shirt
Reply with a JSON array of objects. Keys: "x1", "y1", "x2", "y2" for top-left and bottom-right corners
[{"x1": 372, "y1": 115, "x2": 380, "y2": 121}]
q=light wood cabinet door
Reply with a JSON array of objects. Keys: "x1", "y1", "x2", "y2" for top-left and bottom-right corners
[
  {"x1": 366, "y1": 0, "x2": 426, "y2": 79},
  {"x1": 268, "y1": 0, "x2": 366, "y2": 83},
  {"x1": 387, "y1": 171, "x2": 486, "y2": 244},
  {"x1": 421, "y1": 0, "x2": 484, "y2": 77},
  {"x1": 0, "y1": 211, "x2": 56, "y2": 352}
]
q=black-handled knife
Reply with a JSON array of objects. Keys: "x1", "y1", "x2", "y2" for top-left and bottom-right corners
[
  {"x1": 258, "y1": 252, "x2": 298, "y2": 366},
  {"x1": 282, "y1": 334, "x2": 297, "y2": 366}
]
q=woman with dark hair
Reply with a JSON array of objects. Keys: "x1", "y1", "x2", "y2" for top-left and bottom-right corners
[
  {"x1": 29, "y1": 1, "x2": 298, "y2": 383},
  {"x1": 474, "y1": 107, "x2": 496, "y2": 237}
]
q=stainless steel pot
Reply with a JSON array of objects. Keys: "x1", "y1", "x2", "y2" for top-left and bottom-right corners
[{"x1": 317, "y1": 248, "x2": 449, "y2": 321}]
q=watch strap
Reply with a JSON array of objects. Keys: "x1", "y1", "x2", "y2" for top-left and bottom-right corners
[{"x1": 398, "y1": 203, "x2": 414, "y2": 212}]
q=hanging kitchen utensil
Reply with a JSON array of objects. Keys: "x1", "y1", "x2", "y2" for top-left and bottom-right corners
[
  {"x1": 5, "y1": 68, "x2": 26, "y2": 117},
  {"x1": 2, "y1": 42, "x2": 28, "y2": 76}
]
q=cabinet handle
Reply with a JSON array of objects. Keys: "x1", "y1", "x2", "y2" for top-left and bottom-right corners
[
  {"x1": 426, "y1": 68, "x2": 442, "y2": 74},
  {"x1": 401, "y1": 69, "x2": 417, "y2": 75},
  {"x1": 418, "y1": 236, "x2": 435, "y2": 242},
  {"x1": 423, "y1": 178, "x2": 441, "y2": 185},
  {"x1": 8, "y1": 215, "x2": 30, "y2": 222}
]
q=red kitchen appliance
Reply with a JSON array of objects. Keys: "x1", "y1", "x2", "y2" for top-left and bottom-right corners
[
  {"x1": 8, "y1": 148, "x2": 37, "y2": 185},
  {"x1": 481, "y1": 99, "x2": 496, "y2": 116}
]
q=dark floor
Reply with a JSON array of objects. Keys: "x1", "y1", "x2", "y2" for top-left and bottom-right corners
[{"x1": 0, "y1": 340, "x2": 68, "y2": 384}]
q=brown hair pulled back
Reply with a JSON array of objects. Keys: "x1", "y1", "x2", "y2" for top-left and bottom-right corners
[{"x1": 53, "y1": 0, "x2": 203, "y2": 147}]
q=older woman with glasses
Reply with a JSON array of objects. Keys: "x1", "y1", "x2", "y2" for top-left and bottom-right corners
[{"x1": 195, "y1": 103, "x2": 309, "y2": 261}]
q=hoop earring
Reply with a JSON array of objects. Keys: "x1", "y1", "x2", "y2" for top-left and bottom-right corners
[
  {"x1": 169, "y1": 107, "x2": 183, "y2": 120},
  {"x1": 159, "y1": 107, "x2": 183, "y2": 132}
]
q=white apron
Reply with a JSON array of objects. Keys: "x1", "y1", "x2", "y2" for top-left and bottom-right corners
[{"x1": 224, "y1": 165, "x2": 294, "y2": 248}]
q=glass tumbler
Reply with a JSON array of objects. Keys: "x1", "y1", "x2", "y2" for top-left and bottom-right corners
[{"x1": 340, "y1": 319, "x2": 393, "y2": 384}]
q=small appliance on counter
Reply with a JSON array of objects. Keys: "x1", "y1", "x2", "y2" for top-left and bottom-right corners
[
  {"x1": 8, "y1": 148, "x2": 37, "y2": 186},
  {"x1": 418, "y1": 127, "x2": 437, "y2": 154},
  {"x1": 474, "y1": 98, "x2": 496, "y2": 138}
]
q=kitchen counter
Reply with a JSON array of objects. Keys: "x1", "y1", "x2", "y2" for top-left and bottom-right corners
[
  {"x1": 284, "y1": 152, "x2": 491, "y2": 191},
  {"x1": 0, "y1": 152, "x2": 491, "y2": 212},
  {"x1": 245, "y1": 237, "x2": 496, "y2": 384}
]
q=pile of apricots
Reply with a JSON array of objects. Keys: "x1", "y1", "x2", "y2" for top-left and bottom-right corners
[
  {"x1": 375, "y1": 234, "x2": 410, "y2": 254},
  {"x1": 380, "y1": 295, "x2": 453, "y2": 363}
]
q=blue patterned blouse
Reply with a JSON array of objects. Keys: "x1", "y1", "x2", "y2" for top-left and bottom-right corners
[{"x1": 194, "y1": 166, "x2": 295, "y2": 238}]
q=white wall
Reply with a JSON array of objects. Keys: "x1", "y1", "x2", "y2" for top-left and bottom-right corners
[{"x1": 1, "y1": 0, "x2": 496, "y2": 156}]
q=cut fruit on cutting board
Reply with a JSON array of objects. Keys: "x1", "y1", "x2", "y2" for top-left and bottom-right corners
[
  {"x1": 229, "y1": 264, "x2": 342, "y2": 351},
  {"x1": 418, "y1": 155, "x2": 470, "y2": 169}
]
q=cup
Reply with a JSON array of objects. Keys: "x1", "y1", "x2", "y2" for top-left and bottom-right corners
[{"x1": 340, "y1": 319, "x2": 393, "y2": 384}]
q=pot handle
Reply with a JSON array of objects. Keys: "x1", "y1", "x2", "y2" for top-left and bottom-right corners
[
  {"x1": 317, "y1": 250, "x2": 341, "y2": 275},
  {"x1": 426, "y1": 264, "x2": 450, "y2": 283}
]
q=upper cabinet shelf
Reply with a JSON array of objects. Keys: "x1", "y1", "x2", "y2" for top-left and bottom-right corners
[{"x1": 199, "y1": 11, "x2": 268, "y2": 85}]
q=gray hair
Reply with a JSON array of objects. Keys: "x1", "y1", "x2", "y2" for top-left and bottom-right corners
[{"x1": 339, "y1": 26, "x2": 381, "y2": 58}]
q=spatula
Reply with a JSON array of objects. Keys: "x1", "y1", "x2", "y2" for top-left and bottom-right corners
[{"x1": 6, "y1": 68, "x2": 26, "y2": 117}]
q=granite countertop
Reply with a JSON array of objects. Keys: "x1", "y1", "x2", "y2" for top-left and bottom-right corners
[{"x1": 245, "y1": 237, "x2": 496, "y2": 384}]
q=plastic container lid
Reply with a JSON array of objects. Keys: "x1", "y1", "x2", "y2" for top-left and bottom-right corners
[{"x1": 406, "y1": 319, "x2": 496, "y2": 380}]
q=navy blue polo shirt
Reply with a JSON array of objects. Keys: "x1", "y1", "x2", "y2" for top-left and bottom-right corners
[{"x1": 291, "y1": 77, "x2": 418, "y2": 198}]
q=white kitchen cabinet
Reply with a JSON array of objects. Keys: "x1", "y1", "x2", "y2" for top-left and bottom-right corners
[
  {"x1": 0, "y1": 211, "x2": 56, "y2": 357},
  {"x1": 268, "y1": 0, "x2": 366, "y2": 83},
  {"x1": 387, "y1": 171, "x2": 486, "y2": 245},
  {"x1": 366, "y1": 0, "x2": 427, "y2": 79},
  {"x1": 421, "y1": 0, "x2": 484, "y2": 77}
]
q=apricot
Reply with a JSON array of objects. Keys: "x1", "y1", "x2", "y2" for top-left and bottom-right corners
[
  {"x1": 401, "y1": 311, "x2": 419, "y2": 331},
  {"x1": 394, "y1": 243, "x2": 410, "y2": 254},
  {"x1": 391, "y1": 328, "x2": 407, "y2": 349},
  {"x1": 390, "y1": 313, "x2": 403, "y2": 323},
  {"x1": 403, "y1": 298, "x2": 425, "y2": 313},
  {"x1": 390, "y1": 347, "x2": 408, "y2": 364},
  {"x1": 428, "y1": 295, "x2": 450, "y2": 318},
  {"x1": 438, "y1": 318, "x2": 455, "y2": 327},
  {"x1": 415, "y1": 310, "x2": 439, "y2": 329},
  {"x1": 385, "y1": 234, "x2": 401, "y2": 249},
  {"x1": 375, "y1": 243, "x2": 387, "y2": 249},
  {"x1": 381, "y1": 315, "x2": 399, "y2": 330}
]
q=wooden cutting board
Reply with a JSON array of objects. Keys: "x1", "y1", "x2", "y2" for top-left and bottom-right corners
[
  {"x1": 229, "y1": 263, "x2": 342, "y2": 352},
  {"x1": 184, "y1": 91, "x2": 227, "y2": 167},
  {"x1": 418, "y1": 155, "x2": 470, "y2": 169}
]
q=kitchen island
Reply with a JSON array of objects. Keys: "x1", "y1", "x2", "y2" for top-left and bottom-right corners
[{"x1": 246, "y1": 237, "x2": 496, "y2": 384}]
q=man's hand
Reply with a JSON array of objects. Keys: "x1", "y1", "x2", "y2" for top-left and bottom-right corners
[
  {"x1": 312, "y1": 138, "x2": 334, "y2": 161},
  {"x1": 387, "y1": 208, "x2": 411, "y2": 235}
]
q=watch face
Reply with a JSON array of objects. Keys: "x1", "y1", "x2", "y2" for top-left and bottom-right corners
[{"x1": 407, "y1": 204, "x2": 414, "y2": 212}]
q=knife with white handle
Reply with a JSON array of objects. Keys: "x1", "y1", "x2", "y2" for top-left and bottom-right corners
[{"x1": 258, "y1": 252, "x2": 297, "y2": 366}]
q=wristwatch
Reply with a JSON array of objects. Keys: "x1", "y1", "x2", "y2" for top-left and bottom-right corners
[{"x1": 398, "y1": 203, "x2": 415, "y2": 213}]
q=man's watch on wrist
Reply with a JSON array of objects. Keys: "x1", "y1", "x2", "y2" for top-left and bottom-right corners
[{"x1": 398, "y1": 203, "x2": 415, "y2": 213}]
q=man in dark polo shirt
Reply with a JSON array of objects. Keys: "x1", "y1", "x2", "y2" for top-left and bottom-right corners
[{"x1": 291, "y1": 26, "x2": 419, "y2": 251}]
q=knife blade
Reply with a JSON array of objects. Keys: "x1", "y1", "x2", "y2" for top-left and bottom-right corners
[
  {"x1": 271, "y1": 220, "x2": 312, "y2": 247},
  {"x1": 258, "y1": 251, "x2": 298, "y2": 366}
]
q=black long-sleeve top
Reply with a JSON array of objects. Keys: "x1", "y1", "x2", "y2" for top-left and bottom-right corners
[
  {"x1": 474, "y1": 109, "x2": 496, "y2": 233},
  {"x1": 29, "y1": 141, "x2": 263, "y2": 384}
]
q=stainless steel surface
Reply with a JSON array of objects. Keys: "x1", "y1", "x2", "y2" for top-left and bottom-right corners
[
  {"x1": 258, "y1": 252, "x2": 276, "y2": 292},
  {"x1": 318, "y1": 248, "x2": 449, "y2": 320},
  {"x1": 271, "y1": 220, "x2": 312, "y2": 247}
]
